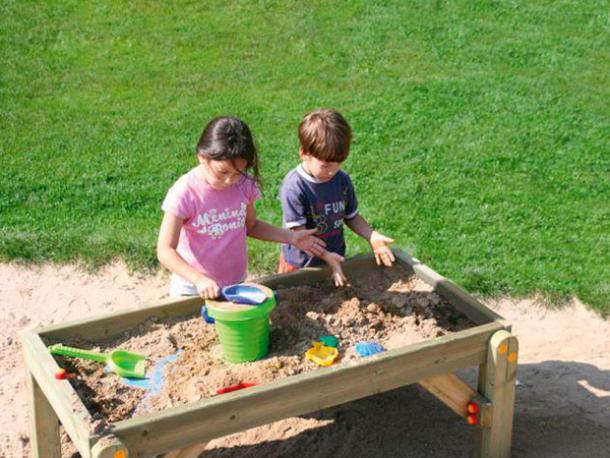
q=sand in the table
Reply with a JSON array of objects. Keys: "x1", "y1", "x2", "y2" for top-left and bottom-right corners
[{"x1": 47, "y1": 264, "x2": 474, "y2": 423}]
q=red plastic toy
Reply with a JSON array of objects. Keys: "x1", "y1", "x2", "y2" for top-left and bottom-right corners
[
  {"x1": 54, "y1": 368, "x2": 67, "y2": 380},
  {"x1": 54, "y1": 368, "x2": 77, "y2": 380},
  {"x1": 216, "y1": 382, "x2": 258, "y2": 395}
]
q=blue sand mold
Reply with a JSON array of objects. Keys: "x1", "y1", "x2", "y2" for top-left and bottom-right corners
[
  {"x1": 122, "y1": 352, "x2": 180, "y2": 394},
  {"x1": 222, "y1": 284, "x2": 267, "y2": 305},
  {"x1": 355, "y1": 341, "x2": 385, "y2": 357}
]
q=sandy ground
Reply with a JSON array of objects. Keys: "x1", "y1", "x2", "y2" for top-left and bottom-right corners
[{"x1": 1, "y1": 261, "x2": 608, "y2": 457}]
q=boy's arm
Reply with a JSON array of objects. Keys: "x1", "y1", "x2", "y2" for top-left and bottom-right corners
[
  {"x1": 288, "y1": 225, "x2": 347, "y2": 286},
  {"x1": 345, "y1": 215, "x2": 396, "y2": 266},
  {"x1": 321, "y1": 250, "x2": 347, "y2": 286},
  {"x1": 341, "y1": 172, "x2": 394, "y2": 266}
]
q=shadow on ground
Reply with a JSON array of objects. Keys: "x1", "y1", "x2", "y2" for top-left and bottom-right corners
[{"x1": 204, "y1": 360, "x2": 610, "y2": 458}]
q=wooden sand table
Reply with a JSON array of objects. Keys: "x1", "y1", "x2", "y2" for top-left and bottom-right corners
[{"x1": 23, "y1": 251, "x2": 518, "y2": 457}]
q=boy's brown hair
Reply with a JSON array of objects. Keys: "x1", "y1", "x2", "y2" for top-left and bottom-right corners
[{"x1": 298, "y1": 109, "x2": 351, "y2": 162}]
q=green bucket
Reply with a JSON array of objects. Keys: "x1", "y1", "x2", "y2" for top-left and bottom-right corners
[{"x1": 206, "y1": 285, "x2": 276, "y2": 363}]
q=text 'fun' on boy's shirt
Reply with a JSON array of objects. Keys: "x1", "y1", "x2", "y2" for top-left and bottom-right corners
[
  {"x1": 161, "y1": 168, "x2": 260, "y2": 286},
  {"x1": 280, "y1": 164, "x2": 359, "y2": 268}
]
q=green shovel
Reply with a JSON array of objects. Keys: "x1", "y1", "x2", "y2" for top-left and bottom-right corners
[{"x1": 48, "y1": 343, "x2": 147, "y2": 379}]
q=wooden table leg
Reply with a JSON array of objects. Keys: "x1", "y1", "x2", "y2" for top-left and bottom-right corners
[
  {"x1": 27, "y1": 371, "x2": 61, "y2": 458},
  {"x1": 474, "y1": 330, "x2": 518, "y2": 458}
]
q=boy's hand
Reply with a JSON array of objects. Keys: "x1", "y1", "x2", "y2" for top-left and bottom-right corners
[
  {"x1": 290, "y1": 229, "x2": 326, "y2": 257},
  {"x1": 195, "y1": 277, "x2": 221, "y2": 299},
  {"x1": 325, "y1": 252, "x2": 347, "y2": 287},
  {"x1": 369, "y1": 230, "x2": 395, "y2": 266}
]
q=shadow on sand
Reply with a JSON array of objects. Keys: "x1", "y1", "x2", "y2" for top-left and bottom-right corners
[{"x1": 203, "y1": 360, "x2": 610, "y2": 458}]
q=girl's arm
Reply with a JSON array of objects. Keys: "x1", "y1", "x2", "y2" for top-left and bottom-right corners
[
  {"x1": 245, "y1": 203, "x2": 326, "y2": 257},
  {"x1": 345, "y1": 214, "x2": 396, "y2": 266},
  {"x1": 157, "y1": 212, "x2": 220, "y2": 299}
]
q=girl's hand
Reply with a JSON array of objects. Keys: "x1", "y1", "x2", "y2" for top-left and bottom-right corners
[
  {"x1": 290, "y1": 229, "x2": 326, "y2": 257},
  {"x1": 369, "y1": 231, "x2": 395, "y2": 266},
  {"x1": 325, "y1": 252, "x2": 347, "y2": 287},
  {"x1": 195, "y1": 277, "x2": 221, "y2": 299}
]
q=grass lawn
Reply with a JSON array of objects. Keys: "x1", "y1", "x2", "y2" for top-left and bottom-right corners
[{"x1": 1, "y1": 1, "x2": 608, "y2": 314}]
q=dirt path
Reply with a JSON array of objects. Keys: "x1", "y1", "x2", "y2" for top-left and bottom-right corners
[{"x1": 1, "y1": 262, "x2": 608, "y2": 457}]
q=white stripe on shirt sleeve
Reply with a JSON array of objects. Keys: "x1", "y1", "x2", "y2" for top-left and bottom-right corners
[
  {"x1": 345, "y1": 210, "x2": 359, "y2": 220},
  {"x1": 285, "y1": 219, "x2": 307, "y2": 228}
]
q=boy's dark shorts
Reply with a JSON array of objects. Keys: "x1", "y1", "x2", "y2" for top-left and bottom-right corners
[{"x1": 278, "y1": 254, "x2": 300, "y2": 274}]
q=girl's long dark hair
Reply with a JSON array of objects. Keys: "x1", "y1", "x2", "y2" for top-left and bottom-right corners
[{"x1": 196, "y1": 117, "x2": 260, "y2": 184}]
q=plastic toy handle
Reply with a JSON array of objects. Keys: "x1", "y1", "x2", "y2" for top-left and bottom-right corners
[{"x1": 48, "y1": 344, "x2": 107, "y2": 362}]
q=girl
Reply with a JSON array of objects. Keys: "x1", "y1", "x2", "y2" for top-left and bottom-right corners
[{"x1": 157, "y1": 116, "x2": 328, "y2": 299}]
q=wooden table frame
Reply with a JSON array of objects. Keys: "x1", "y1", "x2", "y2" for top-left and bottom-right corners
[{"x1": 22, "y1": 250, "x2": 518, "y2": 457}]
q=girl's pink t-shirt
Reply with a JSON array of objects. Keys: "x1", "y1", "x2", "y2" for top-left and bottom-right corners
[{"x1": 161, "y1": 168, "x2": 260, "y2": 287}]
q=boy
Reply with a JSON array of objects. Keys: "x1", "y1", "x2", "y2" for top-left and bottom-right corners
[{"x1": 279, "y1": 109, "x2": 395, "y2": 285}]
